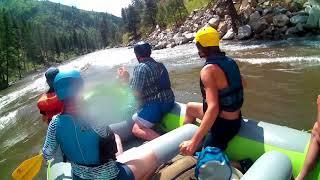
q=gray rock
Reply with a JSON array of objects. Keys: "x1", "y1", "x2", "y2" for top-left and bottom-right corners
[
  {"x1": 306, "y1": 6, "x2": 320, "y2": 29},
  {"x1": 218, "y1": 21, "x2": 228, "y2": 37},
  {"x1": 173, "y1": 32, "x2": 188, "y2": 45},
  {"x1": 208, "y1": 15, "x2": 221, "y2": 29},
  {"x1": 273, "y1": 14, "x2": 290, "y2": 26},
  {"x1": 274, "y1": 7, "x2": 288, "y2": 14},
  {"x1": 263, "y1": 1, "x2": 270, "y2": 6},
  {"x1": 166, "y1": 43, "x2": 176, "y2": 48},
  {"x1": 183, "y1": 32, "x2": 195, "y2": 41},
  {"x1": 250, "y1": 18, "x2": 269, "y2": 33},
  {"x1": 238, "y1": 25, "x2": 252, "y2": 39},
  {"x1": 286, "y1": 23, "x2": 304, "y2": 35},
  {"x1": 249, "y1": 11, "x2": 261, "y2": 23},
  {"x1": 154, "y1": 41, "x2": 167, "y2": 50},
  {"x1": 262, "y1": 8, "x2": 273, "y2": 16},
  {"x1": 309, "y1": 0, "x2": 320, "y2": 7},
  {"x1": 290, "y1": 15, "x2": 309, "y2": 24},
  {"x1": 222, "y1": 29, "x2": 235, "y2": 40}
]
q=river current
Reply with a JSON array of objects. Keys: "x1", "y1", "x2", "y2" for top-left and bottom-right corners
[{"x1": 1, "y1": 37, "x2": 320, "y2": 179}]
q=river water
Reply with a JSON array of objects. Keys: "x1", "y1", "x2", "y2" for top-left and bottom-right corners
[{"x1": 1, "y1": 38, "x2": 320, "y2": 179}]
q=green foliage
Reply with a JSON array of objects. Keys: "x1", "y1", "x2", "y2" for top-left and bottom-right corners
[
  {"x1": 122, "y1": 32, "x2": 133, "y2": 45},
  {"x1": 0, "y1": 0, "x2": 124, "y2": 90},
  {"x1": 122, "y1": 0, "x2": 190, "y2": 37},
  {"x1": 184, "y1": 0, "x2": 211, "y2": 13}
]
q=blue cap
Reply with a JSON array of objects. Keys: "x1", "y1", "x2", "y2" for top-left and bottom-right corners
[
  {"x1": 134, "y1": 41, "x2": 152, "y2": 58},
  {"x1": 53, "y1": 69, "x2": 83, "y2": 101},
  {"x1": 45, "y1": 67, "x2": 59, "y2": 89}
]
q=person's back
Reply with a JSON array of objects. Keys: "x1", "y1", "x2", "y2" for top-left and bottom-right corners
[
  {"x1": 51, "y1": 113, "x2": 119, "y2": 179},
  {"x1": 42, "y1": 70, "x2": 125, "y2": 179},
  {"x1": 133, "y1": 57, "x2": 174, "y2": 105},
  {"x1": 117, "y1": 42, "x2": 175, "y2": 141},
  {"x1": 180, "y1": 26, "x2": 244, "y2": 156}
]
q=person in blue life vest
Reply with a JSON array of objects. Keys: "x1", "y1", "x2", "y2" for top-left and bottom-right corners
[
  {"x1": 180, "y1": 26, "x2": 246, "y2": 156},
  {"x1": 42, "y1": 69, "x2": 161, "y2": 179},
  {"x1": 117, "y1": 42, "x2": 175, "y2": 141},
  {"x1": 297, "y1": 96, "x2": 320, "y2": 180}
]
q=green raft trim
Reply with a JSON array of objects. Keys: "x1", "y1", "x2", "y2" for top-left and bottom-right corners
[
  {"x1": 160, "y1": 112, "x2": 320, "y2": 179},
  {"x1": 47, "y1": 160, "x2": 52, "y2": 180}
]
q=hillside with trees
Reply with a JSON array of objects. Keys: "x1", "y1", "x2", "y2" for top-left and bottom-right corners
[
  {"x1": 121, "y1": 0, "x2": 211, "y2": 42},
  {"x1": 0, "y1": 0, "x2": 124, "y2": 90}
]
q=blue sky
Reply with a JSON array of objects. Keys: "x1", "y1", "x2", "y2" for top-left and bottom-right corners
[{"x1": 48, "y1": 0, "x2": 131, "y2": 17}]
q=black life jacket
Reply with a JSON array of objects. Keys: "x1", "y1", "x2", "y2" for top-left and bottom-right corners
[{"x1": 200, "y1": 52, "x2": 243, "y2": 113}]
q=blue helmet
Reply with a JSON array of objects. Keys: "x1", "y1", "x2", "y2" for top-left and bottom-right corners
[
  {"x1": 53, "y1": 69, "x2": 83, "y2": 101},
  {"x1": 45, "y1": 67, "x2": 59, "y2": 89},
  {"x1": 133, "y1": 41, "x2": 152, "y2": 58}
]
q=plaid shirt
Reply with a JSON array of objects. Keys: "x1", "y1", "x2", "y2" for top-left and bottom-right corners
[{"x1": 130, "y1": 58, "x2": 175, "y2": 105}]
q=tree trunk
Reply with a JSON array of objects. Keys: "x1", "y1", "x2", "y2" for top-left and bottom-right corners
[{"x1": 213, "y1": 0, "x2": 240, "y2": 33}]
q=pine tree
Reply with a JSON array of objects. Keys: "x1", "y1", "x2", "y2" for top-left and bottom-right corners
[
  {"x1": 143, "y1": 0, "x2": 157, "y2": 27},
  {"x1": 126, "y1": 5, "x2": 139, "y2": 39},
  {"x1": 100, "y1": 15, "x2": 109, "y2": 47}
]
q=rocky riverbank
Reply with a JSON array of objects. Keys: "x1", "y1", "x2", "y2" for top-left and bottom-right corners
[{"x1": 145, "y1": 0, "x2": 320, "y2": 50}]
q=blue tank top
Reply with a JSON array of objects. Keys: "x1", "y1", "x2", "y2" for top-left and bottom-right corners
[
  {"x1": 200, "y1": 52, "x2": 243, "y2": 113},
  {"x1": 56, "y1": 114, "x2": 117, "y2": 166}
]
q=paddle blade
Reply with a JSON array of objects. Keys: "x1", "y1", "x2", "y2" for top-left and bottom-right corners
[{"x1": 12, "y1": 154, "x2": 43, "y2": 180}]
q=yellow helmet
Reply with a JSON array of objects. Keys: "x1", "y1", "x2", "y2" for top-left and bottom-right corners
[{"x1": 195, "y1": 26, "x2": 220, "y2": 47}]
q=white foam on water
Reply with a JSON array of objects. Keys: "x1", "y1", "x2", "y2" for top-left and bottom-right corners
[
  {"x1": 0, "y1": 110, "x2": 18, "y2": 130},
  {"x1": 221, "y1": 43, "x2": 268, "y2": 51},
  {"x1": 0, "y1": 48, "x2": 134, "y2": 113},
  {"x1": 236, "y1": 56, "x2": 320, "y2": 64}
]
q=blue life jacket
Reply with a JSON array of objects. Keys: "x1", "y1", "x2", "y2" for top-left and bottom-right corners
[
  {"x1": 56, "y1": 114, "x2": 117, "y2": 166},
  {"x1": 200, "y1": 52, "x2": 243, "y2": 112},
  {"x1": 195, "y1": 147, "x2": 232, "y2": 179}
]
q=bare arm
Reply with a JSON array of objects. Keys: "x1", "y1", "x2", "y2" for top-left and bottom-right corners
[
  {"x1": 180, "y1": 66, "x2": 219, "y2": 155},
  {"x1": 191, "y1": 67, "x2": 220, "y2": 145},
  {"x1": 115, "y1": 133, "x2": 123, "y2": 156}
]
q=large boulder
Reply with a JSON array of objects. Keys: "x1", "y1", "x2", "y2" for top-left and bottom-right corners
[
  {"x1": 154, "y1": 41, "x2": 168, "y2": 50},
  {"x1": 208, "y1": 15, "x2": 221, "y2": 29},
  {"x1": 183, "y1": 32, "x2": 195, "y2": 41},
  {"x1": 286, "y1": 23, "x2": 304, "y2": 35},
  {"x1": 250, "y1": 18, "x2": 269, "y2": 33},
  {"x1": 249, "y1": 11, "x2": 261, "y2": 23},
  {"x1": 290, "y1": 14, "x2": 309, "y2": 24},
  {"x1": 173, "y1": 33, "x2": 188, "y2": 45},
  {"x1": 222, "y1": 29, "x2": 235, "y2": 40},
  {"x1": 264, "y1": 14, "x2": 275, "y2": 24},
  {"x1": 237, "y1": 25, "x2": 252, "y2": 39},
  {"x1": 306, "y1": 5, "x2": 320, "y2": 29},
  {"x1": 217, "y1": 21, "x2": 228, "y2": 37},
  {"x1": 263, "y1": 8, "x2": 273, "y2": 16},
  {"x1": 273, "y1": 14, "x2": 290, "y2": 26},
  {"x1": 259, "y1": 25, "x2": 275, "y2": 39}
]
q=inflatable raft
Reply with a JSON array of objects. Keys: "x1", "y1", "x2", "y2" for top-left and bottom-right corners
[
  {"x1": 160, "y1": 103, "x2": 319, "y2": 179},
  {"x1": 47, "y1": 103, "x2": 318, "y2": 179}
]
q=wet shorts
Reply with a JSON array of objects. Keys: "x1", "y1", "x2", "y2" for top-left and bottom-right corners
[
  {"x1": 117, "y1": 162, "x2": 135, "y2": 180},
  {"x1": 132, "y1": 102, "x2": 174, "y2": 128},
  {"x1": 203, "y1": 116, "x2": 242, "y2": 151}
]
